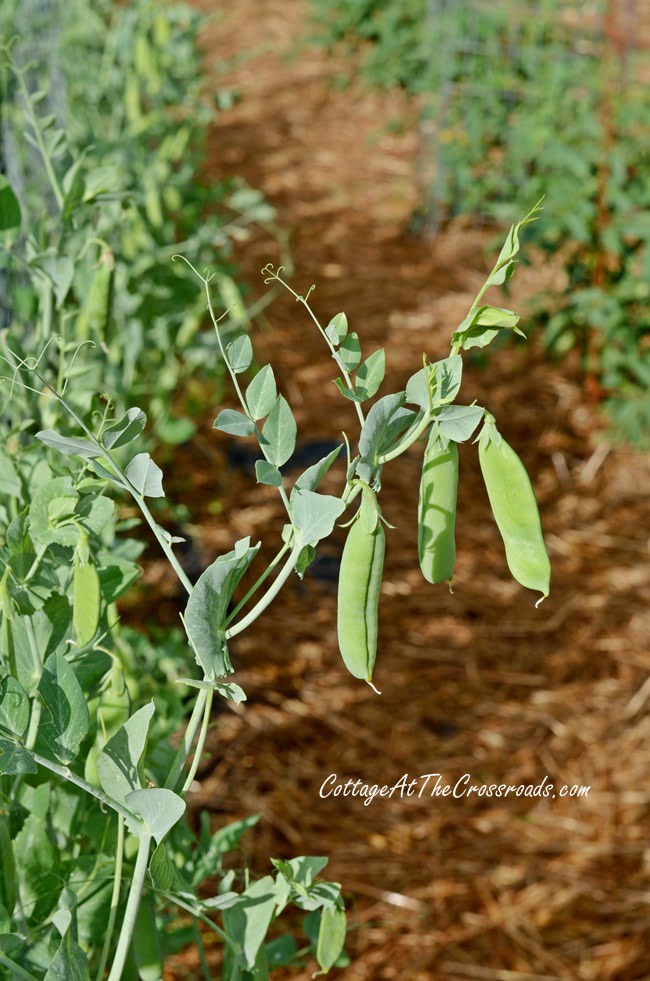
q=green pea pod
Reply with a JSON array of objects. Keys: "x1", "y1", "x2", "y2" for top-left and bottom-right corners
[
  {"x1": 85, "y1": 663, "x2": 131, "y2": 786},
  {"x1": 73, "y1": 558, "x2": 101, "y2": 647},
  {"x1": 133, "y1": 893, "x2": 163, "y2": 981},
  {"x1": 418, "y1": 432, "x2": 458, "y2": 585},
  {"x1": 337, "y1": 488, "x2": 385, "y2": 686},
  {"x1": 478, "y1": 418, "x2": 551, "y2": 601},
  {"x1": 0, "y1": 815, "x2": 16, "y2": 914},
  {"x1": 75, "y1": 254, "x2": 114, "y2": 340}
]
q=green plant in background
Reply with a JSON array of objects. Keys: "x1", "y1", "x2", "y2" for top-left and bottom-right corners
[
  {"x1": 1, "y1": 0, "x2": 276, "y2": 444},
  {"x1": 0, "y1": 182, "x2": 550, "y2": 975},
  {"x1": 308, "y1": 0, "x2": 650, "y2": 446}
]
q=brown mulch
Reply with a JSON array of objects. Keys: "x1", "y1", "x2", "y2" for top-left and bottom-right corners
[{"x1": 145, "y1": 2, "x2": 649, "y2": 979}]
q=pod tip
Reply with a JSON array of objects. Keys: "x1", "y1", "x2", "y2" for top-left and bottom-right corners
[
  {"x1": 447, "y1": 579, "x2": 454, "y2": 595},
  {"x1": 366, "y1": 680, "x2": 382, "y2": 695},
  {"x1": 535, "y1": 593, "x2": 548, "y2": 609}
]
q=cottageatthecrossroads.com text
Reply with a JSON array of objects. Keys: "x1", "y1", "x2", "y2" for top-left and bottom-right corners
[{"x1": 319, "y1": 773, "x2": 591, "y2": 806}]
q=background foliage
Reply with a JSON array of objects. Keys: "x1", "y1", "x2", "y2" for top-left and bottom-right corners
[{"x1": 309, "y1": 0, "x2": 650, "y2": 446}]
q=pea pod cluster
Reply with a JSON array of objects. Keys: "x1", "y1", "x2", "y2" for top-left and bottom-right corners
[
  {"x1": 478, "y1": 416, "x2": 551, "y2": 601},
  {"x1": 337, "y1": 485, "x2": 385, "y2": 687},
  {"x1": 418, "y1": 431, "x2": 458, "y2": 585}
]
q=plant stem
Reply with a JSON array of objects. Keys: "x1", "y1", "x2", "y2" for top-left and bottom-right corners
[
  {"x1": 226, "y1": 541, "x2": 290, "y2": 625},
  {"x1": 31, "y1": 751, "x2": 137, "y2": 825},
  {"x1": 95, "y1": 815, "x2": 125, "y2": 981},
  {"x1": 226, "y1": 545, "x2": 300, "y2": 639},
  {"x1": 107, "y1": 833, "x2": 151, "y2": 981},
  {"x1": 264, "y1": 265, "x2": 366, "y2": 428},
  {"x1": 0, "y1": 954, "x2": 37, "y2": 980},
  {"x1": 13, "y1": 60, "x2": 65, "y2": 212},
  {"x1": 164, "y1": 688, "x2": 208, "y2": 791},
  {"x1": 193, "y1": 918, "x2": 212, "y2": 981},
  {"x1": 182, "y1": 689, "x2": 213, "y2": 794}
]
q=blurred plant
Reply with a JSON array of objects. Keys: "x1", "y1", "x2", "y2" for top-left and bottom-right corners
[
  {"x1": 308, "y1": 0, "x2": 650, "y2": 446},
  {"x1": 0, "y1": 0, "x2": 276, "y2": 444}
]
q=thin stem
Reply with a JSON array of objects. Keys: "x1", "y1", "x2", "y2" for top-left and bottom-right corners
[
  {"x1": 31, "y1": 750, "x2": 137, "y2": 826},
  {"x1": 13, "y1": 59, "x2": 64, "y2": 211},
  {"x1": 0, "y1": 954, "x2": 37, "y2": 980},
  {"x1": 193, "y1": 918, "x2": 212, "y2": 981},
  {"x1": 264, "y1": 266, "x2": 365, "y2": 428},
  {"x1": 226, "y1": 545, "x2": 300, "y2": 639},
  {"x1": 107, "y1": 834, "x2": 151, "y2": 981},
  {"x1": 161, "y1": 892, "x2": 235, "y2": 950},
  {"x1": 202, "y1": 273, "x2": 292, "y2": 521},
  {"x1": 225, "y1": 541, "x2": 290, "y2": 625},
  {"x1": 95, "y1": 815, "x2": 125, "y2": 981},
  {"x1": 182, "y1": 690, "x2": 213, "y2": 794},
  {"x1": 164, "y1": 688, "x2": 208, "y2": 791}
]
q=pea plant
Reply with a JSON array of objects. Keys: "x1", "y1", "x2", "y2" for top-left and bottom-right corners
[{"x1": 0, "y1": 201, "x2": 550, "y2": 977}]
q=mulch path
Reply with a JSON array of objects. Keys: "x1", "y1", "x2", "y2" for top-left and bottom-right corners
[{"x1": 145, "y1": 2, "x2": 650, "y2": 978}]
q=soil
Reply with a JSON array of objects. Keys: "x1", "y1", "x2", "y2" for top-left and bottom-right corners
[{"x1": 151, "y1": 2, "x2": 650, "y2": 978}]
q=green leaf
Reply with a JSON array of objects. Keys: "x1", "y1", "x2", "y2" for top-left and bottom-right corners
[
  {"x1": 325, "y1": 312, "x2": 348, "y2": 344},
  {"x1": 0, "y1": 450, "x2": 21, "y2": 496},
  {"x1": 0, "y1": 676, "x2": 30, "y2": 739},
  {"x1": 97, "y1": 701, "x2": 155, "y2": 806},
  {"x1": 32, "y1": 254, "x2": 75, "y2": 308},
  {"x1": 149, "y1": 841, "x2": 176, "y2": 891},
  {"x1": 125, "y1": 788, "x2": 186, "y2": 844},
  {"x1": 260, "y1": 396, "x2": 296, "y2": 468},
  {"x1": 215, "y1": 681, "x2": 247, "y2": 704},
  {"x1": 432, "y1": 355, "x2": 463, "y2": 404},
  {"x1": 295, "y1": 544, "x2": 316, "y2": 580},
  {"x1": 335, "y1": 332, "x2": 361, "y2": 371},
  {"x1": 213, "y1": 409, "x2": 256, "y2": 437},
  {"x1": 35, "y1": 430, "x2": 101, "y2": 460},
  {"x1": 255, "y1": 460, "x2": 282, "y2": 487},
  {"x1": 291, "y1": 490, "x2": 345, "y2": 546},
  {"x1": 29, "y1": 477, "x2": 79, "y2": 547},
  {"x1": 292, "y1": 445, "x2": 342, "y2": 498},
  {"x1": 245, "y1": 365, "x2": 277, "y2": 420},
  {"x1": 38, "y1": 653, "x2": 89, "y2": 765},
  {"x1": 453, "y1": 306, "x2": 521, "y2": 351},
  {"x1": 273, "y1": 856, "x2": 329, "y2": 888},
  {"x1": 332, "y1": 378, "x2": 361, "y2": 403},
  {"x1": 435, "y1": 404, "x2": 484, "y2": 443},
  {"x1": 227, "y1": 335, "x2": 253, "y2": 373},
  {"x1": 358, "y1": 392, "x2": 407, "y2": 464},
  {"x1": 356, "y1": 349, "x2": 385, "y2": 401},
  {"x1": 184, "y1": 538, "x2": 260, "y2": 679},
  {"x1": 0, "y1": 737, "x2": 37, "y2": 775},
  {"x1": 0, "y1": 176, "x2": 21, "y2": 231},
  {"x1": 317, "y1": 906, "x2": 346, "y2": 973},
  {"x1": 223, "y1": 876, "x2": 277, "y2": 970},
  {"x1": 44, "y1": 919, "x2": 89, "y2": 981},
  {"x1": 102, "y1": 408, "x2": 147, "y2": 450},
  {"x1": 487, "y1": 198, "x2": 543, "y2": 288},
  {"x1": 125, "y1": 453, "x2": 165, "y2": 498}
]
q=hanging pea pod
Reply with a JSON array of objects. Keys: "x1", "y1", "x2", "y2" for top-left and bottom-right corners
[
  {"x1": 0, "y1": 815, "x2": 16, "y2": 914},
  {"x1": 73, "y1": 535, "x2": 101, "y2": 647},
  {"x1": 75, "y1": 251, "x2": 114, "y2": 341},
  {"x1": 133, "y1": 893, "x2": 163, "y2": 981},
  {"x1": 337, "y1": 484, "x2": 385, "y2": 688},
  {"x1": 418, "y1": 430, "x2": 458, "y2": 585},
  {"x1": 478, "y1": 415, "x2": 551, "y2": 602}
]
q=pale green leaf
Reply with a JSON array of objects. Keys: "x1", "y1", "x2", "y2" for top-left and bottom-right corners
[
  {"x1": 260, "y1": 396, "x2": 296, "y2": 468},
  {"x1": 125, "y1": 454, "x2": 165, "y2": 498},
  {"x1": 245, "y1": 365, "x2": 277, "y2": 420},
  {"x1": 38, "y1": 653, "x2": 89, "y2": 765}
]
